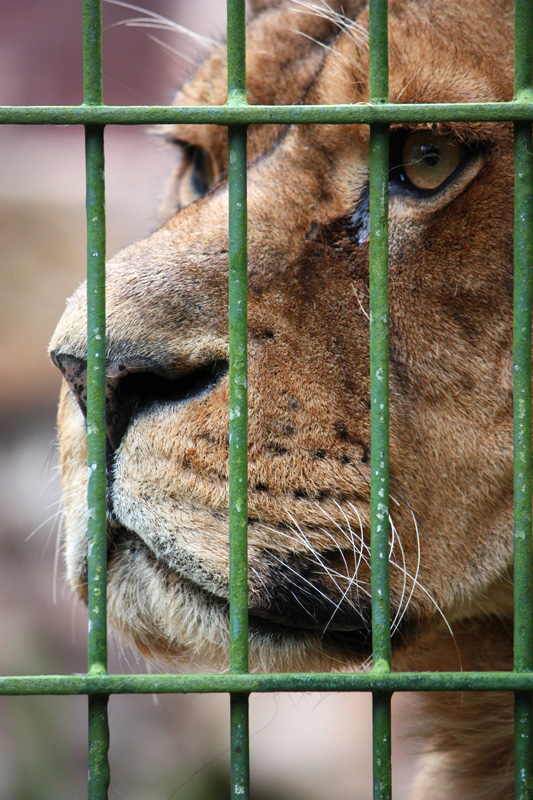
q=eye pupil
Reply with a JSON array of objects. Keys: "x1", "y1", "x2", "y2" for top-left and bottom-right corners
[{"x1": 421, "y1": 147, "x2": 441, "y2": 168}]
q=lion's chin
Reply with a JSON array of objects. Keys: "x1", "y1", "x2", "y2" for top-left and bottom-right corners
[{"x1": 70, "y1": 527, "x2": 373, "y2": 673}]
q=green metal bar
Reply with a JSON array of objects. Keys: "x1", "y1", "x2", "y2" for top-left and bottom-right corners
[
  {"x1": 227, "y1": 22, "x2": 249, "y2": 682},
  {"x1": 228, "y1": 120, "x2": 251, "y2": 800},
  {"x1": 83, "y1": 0, "x2": 103, "y2": 105},
  {"x1": 84, "y1": 1, "x2": 109, "y2": 798},
  {"x1": 85, "y1": 125, "x2": 108, "y2": 676},
  {"x1": 368, "y1": 122, "x2": 391, "y2": 667},
  {"x1": 228, "y1": 124, "x2": 249, "y2": 674},
  {"x1": 7, "y1": 671, "x2": 533, "y2": 695},
  {"x1": 1, "y1": 101, "x2": 533, "y2": 126},
  {"x1": 372, "y1": 693, "x2": 392, "y2": 800},
  {"x1": 368, "y1": 1, "x2": 392, "y2": 798},
  {"x1": 368, "y1": 0, "x2": 389, "y2": 102},
  {"x1": 513, "y1": 2, "x2": 533, "y2": 797},
  {"x1": 89, "y1": 695, "x2": 110, "y2": 797},
  {"x1": 230, "y1": 694, "x2": 250, "y2": 799},
  {"x1": 85, "y1": 123, "x2": 110, "y2": 800},
  {"x1": 227, "y1": 2, "x2": 250, "y2": 798},
  {"x1": 227, "y1": 0, "x2": 247, "y2": 103}
]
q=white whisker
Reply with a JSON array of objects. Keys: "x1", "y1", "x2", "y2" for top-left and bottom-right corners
[
  {"x1": 389, "y1": 513, "x2": 408, "y2": 633},
  {"x1": 145, "y1": 34, "x2": 199, "y2": 66},
  {"x1": 290, "y1": 28, "x2": 352, "y2": 66},
  {"x1": 104, "y1": 0, "x2": 218, "y2": 48}
]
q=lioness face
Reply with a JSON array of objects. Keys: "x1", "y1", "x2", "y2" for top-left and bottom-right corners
[{"x1": 50, "y1": 0, "x2": 515, "y2": 672}]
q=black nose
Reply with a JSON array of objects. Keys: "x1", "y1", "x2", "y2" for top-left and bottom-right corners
[{"x1": 51, "y1": 352, "x2": 228, "y2": 452}]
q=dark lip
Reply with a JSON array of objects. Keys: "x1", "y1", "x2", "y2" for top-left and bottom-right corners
[
  {"x1": 105, "y1": 525, "x2": 416, "y2": 660},
  {"x1": 248, "y1": 614, "x2": 314, "y2": 637},
  {"x1": 109, "y1": 525, "x2": 373, "y2": 634},
  {"x1": 247, "y1": 611, "x2": 374, "y2": 660},
  {"x1": 105, "y1": 525, "x2": 377, "y2": 656}
]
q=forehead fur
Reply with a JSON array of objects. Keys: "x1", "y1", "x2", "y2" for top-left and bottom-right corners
[{"x1": 169, "y1": 0, "x2": 513, "y2": 155}]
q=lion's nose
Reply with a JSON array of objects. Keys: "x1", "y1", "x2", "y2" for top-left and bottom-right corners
[{"x1": 51, "y1": 351, "x2": 228, "y2": 452}]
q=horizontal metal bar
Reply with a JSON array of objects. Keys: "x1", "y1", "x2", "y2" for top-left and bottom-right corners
[
  {"x1": 3, "y1": 672, "x2": 533, "y2": 695},
  {"x1": 0, "y1": 101, "x2": 532, "y2": 126}
]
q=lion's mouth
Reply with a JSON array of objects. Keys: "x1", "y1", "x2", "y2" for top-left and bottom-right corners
[{"x1": 99, "y1": 522, "x2": 381, "y2": 657}]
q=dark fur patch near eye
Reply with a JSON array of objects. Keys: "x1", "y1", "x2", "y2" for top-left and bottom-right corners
[
  {"x1": 267, "y1": 443, "x2": 288, "y2": 455},
  {"x1": 293, "y1": 488, "x2": 309, "y2": 499},
  {"x1": 334, "y1": 422, "x2": 349, "y2": 440},
  {"x1": 304, "y1": 221, "x2": 318, "y2": 241},
  {"x1": 255, "y1": 482, "x2": 269, "y2": 492},
  {"x1": 314, "y1": 450, "x2": 327, "y2": 459},
  {"x1": 250, "y1": 327, "x2": 274, "y2": 341},
  {"x1": 197, "y1": 432, "x2": 217, "y2": 445},
  {"x1": 340, "y1": 455, "x2": 351, "y2": 465}
]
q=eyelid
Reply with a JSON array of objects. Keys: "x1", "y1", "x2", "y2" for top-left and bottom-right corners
[{"x1": 389, "y1": 123, "x2": 490, "y2": 151}]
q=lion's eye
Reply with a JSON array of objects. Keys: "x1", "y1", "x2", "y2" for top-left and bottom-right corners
[
  {"x1": 179, "y1": 147, "x2": 217, "y2": 205},
  {"x1": 392, "y1": 131, "x2": 463, "y2": 193},
  {"x1": 190, "y1": 147, "x2": 216, "y2": 197}
]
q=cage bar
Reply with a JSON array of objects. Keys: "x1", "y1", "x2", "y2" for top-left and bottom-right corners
[
  {"x1": 85, "y1": 123, "x2": 110, "y2": 800},
  {"x1": 5, "y1": 670, "x2": 533, "y2": 695},
  {"x1": 2, "y1": 101, "x2": 533, "y2": 127},
  {"x1": 227, "y1": 0, "x2": 250, "y2": 798},
  {"x1": 1, "y1": 0, "x2": 533, "y2": 796},
  {"x1": 368, "y1": 0, "x2": 392, "y2": 798},
  {"x1": 84, "y1": 0, "x2": 110, "y2": 797},
  {"x1": 513, "y1": 1, "x2": 533, "y2": 797}
]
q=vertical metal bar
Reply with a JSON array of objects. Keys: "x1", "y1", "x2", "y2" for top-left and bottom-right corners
[
  {"x1": 83, "y1": 0, "x2": 103, "y2": 104},
  {"x1": 228, "y1": 125, "x2": 250, "y2": 800},
  {"x1": 227, "y1": 1, "x2": 250, "y2": 799},
  {"x1": 85, "y1": 125, "x2": 110, "y2": 800},
  {"x1": 513, "y1": 2, "x2": 533, "y2": 798},
  {"x1": 84, "y1": 0, "x2": 109, "y2": 797},
  {"x1": 227, "y1": 0, "x2": 247, "y2": 103},
  {"x1": 228, "y1": 124, "x2": 249, "y2": 674},
  {"x1": 368, "y1": 1, "x2": 392, "y2": 798}
]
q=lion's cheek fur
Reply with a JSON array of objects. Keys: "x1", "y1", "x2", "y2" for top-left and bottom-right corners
[{"x1": 57, "y1": 385, "x2": 91, "y2": 595}]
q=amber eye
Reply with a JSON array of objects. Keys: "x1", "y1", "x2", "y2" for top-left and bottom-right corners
[
  {"x1": 190, "y1": 147, "x2": 216, "y2": 197},
  {"x1": 179, "y1": 147, "x2": 217, "y2": 206},
  {"x1": 400, "y1": 131, "x2": 462, "y2": 191}
]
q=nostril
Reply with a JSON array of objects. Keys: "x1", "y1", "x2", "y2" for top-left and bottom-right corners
[
  {"x1": 106, "y1": 359, "x2": 230, "y2": 451},
  {"x1": 105, "y1": 359, "x2": 229, "y2": 451},
  {"x1": 51, "y1": 352, "x2": 229, "y2": 452},
  {"x1": 51, "y1": 352, "x2": 88, "y2": 415}
]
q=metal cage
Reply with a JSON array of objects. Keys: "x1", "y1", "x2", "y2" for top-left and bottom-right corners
[{"x1": 1, "y1": 0, "x2": 532, "y2": 797}]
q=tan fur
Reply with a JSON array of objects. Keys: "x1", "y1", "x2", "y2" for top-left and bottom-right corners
[{"x1": 50, "y1": 0, "x2": 523, "y2": 796}]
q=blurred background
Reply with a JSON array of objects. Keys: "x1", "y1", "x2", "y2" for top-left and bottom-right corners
[{"x1": 0, "y1": 1, "x2": 416, "y2": 797}]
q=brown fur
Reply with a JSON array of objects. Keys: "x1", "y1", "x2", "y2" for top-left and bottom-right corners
[{"x1": 50, "y1": 0, "x2": 522, "y2": 796}]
